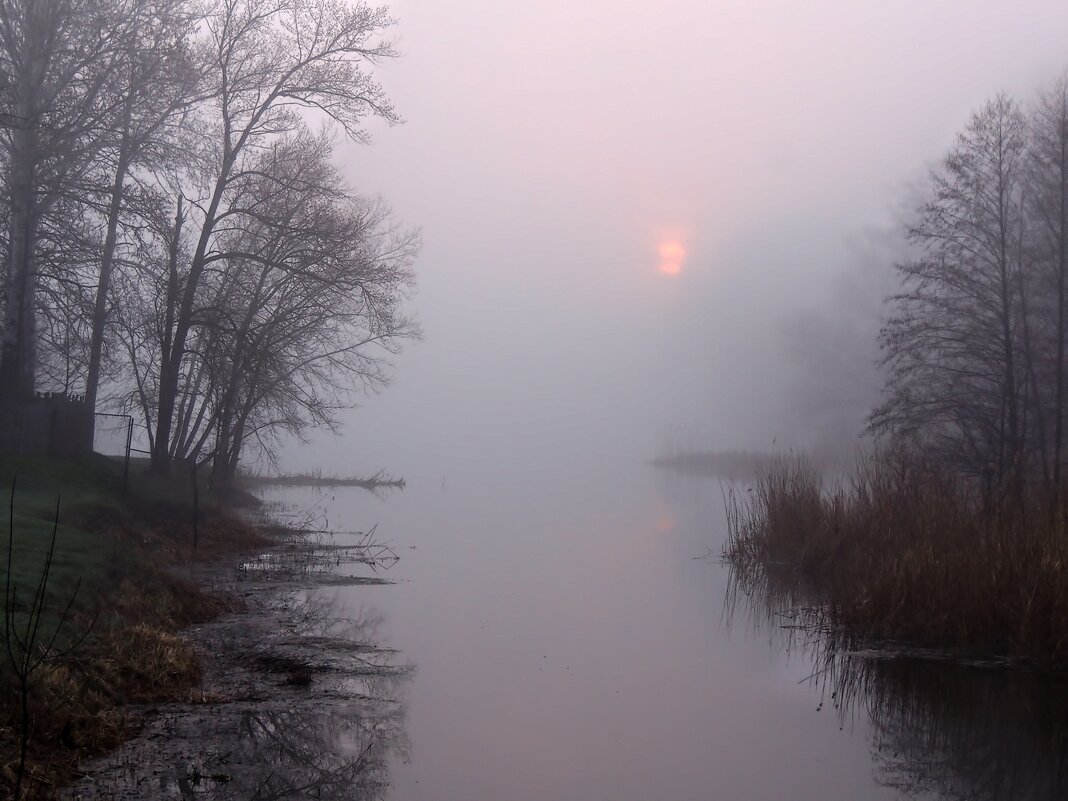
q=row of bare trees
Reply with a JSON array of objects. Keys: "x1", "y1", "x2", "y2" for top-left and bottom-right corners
[
  {"x1": 0, "y1": 0, "x2": 419, "y2": 486},
  {"x1": 874, "y1": 80, "x2": 1068, "y2": 521}
]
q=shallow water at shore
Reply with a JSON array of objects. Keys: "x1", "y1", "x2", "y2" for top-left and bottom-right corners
[{"x1": 64, "y1": 545, "x2": 411, "y2": 801}]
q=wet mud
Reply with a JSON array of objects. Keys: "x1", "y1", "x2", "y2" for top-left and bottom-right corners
[{"x1": 65, "y1": 530, "x2": 410, "y2": 801}]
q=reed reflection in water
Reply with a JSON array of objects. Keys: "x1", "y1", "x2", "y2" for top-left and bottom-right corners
[{"x1": 726, "y1": 565, "x2": 1068, "y2": 800}]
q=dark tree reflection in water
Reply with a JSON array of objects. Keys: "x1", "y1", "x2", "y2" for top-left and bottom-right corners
[
  {"x1": 211, "y1": 600, "x2": 412, "y2": 801},
  {"x1": 224, "y1": 699, "x2": 404, "y2": 800},
  {"x1": 67, "y1": 573, "x2": 412, "y2": 801},
  {"x1": 726, "y1": 565, "x2": 1068, "y2": 800}
]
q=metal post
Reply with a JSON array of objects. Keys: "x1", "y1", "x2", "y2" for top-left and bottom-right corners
[
  {"x1": 191, "y1": 460, "x2": 199, "y2": 555},
  {"x1": 47, "y1": 407, "x2": 58, "y2": 457},
  {"x1": 123, "y1": 417, "x2": 133, "y2": 494}
]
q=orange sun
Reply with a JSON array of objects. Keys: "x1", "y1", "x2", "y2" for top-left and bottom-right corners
[{"x1": 658, "y1": 240, "x2": 686, "y2": 276}]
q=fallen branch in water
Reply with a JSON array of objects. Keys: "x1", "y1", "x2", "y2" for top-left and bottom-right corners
[{"x1": 240, "y1": 469, "x2": 406, "y2": 490}]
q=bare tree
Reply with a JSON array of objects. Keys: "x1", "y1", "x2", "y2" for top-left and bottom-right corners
[
  {"x1": 117, "y1": 132, "x2": 418, "y2": 486},
  {"x1": 0, "y1": 0, "x2": 140, "y2": 398},
  {"x1": 0, "y1": 0, "x2": 417, "y2": 482},
  {"x1": 1026, "y1": 75, "x2": 1068, "y2": 524},
  {"x1": 873, "y1": 95, "x2": 1030, "y2": 509},
  {"x1": 148, "y1": 0, "x2": 400, "y2": 474},
  {"x1": 82, "y1": 0, "x2": 201, "y2": 430},
  {"x1": 209, "y1": 193, "x2": 418, "y2": 486}
]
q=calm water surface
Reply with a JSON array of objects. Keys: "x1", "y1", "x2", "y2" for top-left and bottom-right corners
[{"x1": 268, "y1": 459, "x2": 1065, "y2": 800}]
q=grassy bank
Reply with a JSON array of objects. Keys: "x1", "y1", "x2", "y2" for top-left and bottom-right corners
[
  {"x1": 724, "y1": 451, "x2": 1068, "y2": 667},
  {"x1": 0, "y1": 455, "x2": 269, "y2": 800}
]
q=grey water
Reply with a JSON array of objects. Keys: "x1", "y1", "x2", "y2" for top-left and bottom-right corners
[{"x1": 269, "y1": 459, "x2": 1068, "y2": 800}]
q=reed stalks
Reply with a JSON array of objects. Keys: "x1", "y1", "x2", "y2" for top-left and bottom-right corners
[{"x1": 724, "y1": 449, "x2": 1068, "y2": 665}]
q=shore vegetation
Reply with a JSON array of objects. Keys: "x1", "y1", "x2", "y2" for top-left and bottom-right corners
[
  {"x1": 726, "y1": 450, "x2": 1068, "y2": 666},
  {"x1": 0, "y1": 455, "x2": 266, "y2": 799},
  {"x1": 725, "y1": 76, "x2": 1068, "y2": 670}
]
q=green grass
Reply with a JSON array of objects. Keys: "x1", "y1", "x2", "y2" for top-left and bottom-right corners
[
  {"x1": 0, "y1": 452, "x2": 243, "y2": 604},
  {"x1": 0, "y1": 456, "x2": 131, "y2": 631}
]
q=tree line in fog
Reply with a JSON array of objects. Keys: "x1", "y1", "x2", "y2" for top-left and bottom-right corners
[
  {"x1": 874, "y1": 80, "x2": 1068, "y2": 521},
  {"x1": 0, "y1": 0, "x2": 417, "y2": 487}
]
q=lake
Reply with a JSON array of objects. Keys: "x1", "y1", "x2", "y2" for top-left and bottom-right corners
[{"x1": 264, "y1": 458, "x2": 1067, "y2": 800}]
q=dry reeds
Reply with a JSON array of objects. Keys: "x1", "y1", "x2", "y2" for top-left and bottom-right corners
[{"x1": 725, "y1": 449, "x2": 1068, "y2": 666}]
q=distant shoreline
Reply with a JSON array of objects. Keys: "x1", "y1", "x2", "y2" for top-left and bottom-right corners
[{"x1": 650, "y1": 450, "x2": 778, "y2": 481}]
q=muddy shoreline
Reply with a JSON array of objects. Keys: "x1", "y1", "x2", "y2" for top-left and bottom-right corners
[{"x1": 64, "y1": 524, "x2": 410, "y2": 800}]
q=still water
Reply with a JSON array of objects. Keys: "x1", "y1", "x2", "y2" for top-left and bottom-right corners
[{"x1": 268, "y1": 459, "x2": 1067, "y2": 800}]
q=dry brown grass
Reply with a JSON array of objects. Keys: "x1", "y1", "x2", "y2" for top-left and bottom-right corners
[
  {"x1": 0, "y1": 567, "x2": 243, "y2": 799},
  {"x1": 725, "y1": 450, "x2": 1068, "y2": 665}
]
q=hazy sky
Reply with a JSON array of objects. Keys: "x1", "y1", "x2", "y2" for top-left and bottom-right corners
[{"x1": 293, "y1": 0, "x2": 1068, "y2": 477}]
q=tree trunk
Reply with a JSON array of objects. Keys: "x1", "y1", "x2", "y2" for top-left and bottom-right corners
[
  {"x1": 1054, "y1": 124, "x2": 1068, "y2": 533},
  {"x1": 84, "y1": 113, "x2": 133, "y2": 446},
  {"x1": 149, "y1": 197, "x2": 185, "y2": 475},
  {"x1": 0, "y1": 126, "x2": 40, "y2": 401},
  {"x1": 151, "y1": 160, "x2": 231, "y2": 474}
]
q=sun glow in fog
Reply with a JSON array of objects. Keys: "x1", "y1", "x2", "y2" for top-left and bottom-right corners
[
  {"x1": 654, "y1": 513, "x2": 677, "y2": 533},
  {"x1": 658, "y1": 240, "x2": 686, "y2": 276}
]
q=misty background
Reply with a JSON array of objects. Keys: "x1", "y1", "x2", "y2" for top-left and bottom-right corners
[{"x1": 296, "y1": 1, "x2": 1068, "y2": 476}]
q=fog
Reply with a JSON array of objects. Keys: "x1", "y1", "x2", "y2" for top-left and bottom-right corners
[
  {"x1": 11, "y1": 4, "x2": 1068, "y2": 798},
  {"x1": 268, "y1": 0, "x2": 1068, "y2": 477},
  {"x1": 288, "y1": 11, "x2": 1068, "y2": 795}
]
